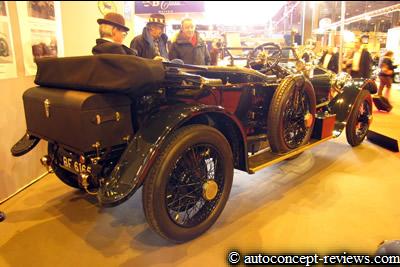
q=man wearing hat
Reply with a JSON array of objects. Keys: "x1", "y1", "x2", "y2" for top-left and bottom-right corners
[
  {"x1": 130, "y1": 14, "x2": 168, "y2": 60},
  {"x1": 92, "y1": 12, "x2": 137, "y2": 55}
]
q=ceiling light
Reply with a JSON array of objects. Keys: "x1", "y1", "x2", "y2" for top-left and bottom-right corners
[{"x1": 344, "y1": 30, "x2": 356, "y2": 43}]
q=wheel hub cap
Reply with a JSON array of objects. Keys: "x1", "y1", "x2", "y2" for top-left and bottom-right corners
[
  {"x1": 202, "y1": 180, "x2": 218, "y2": 201},
  {"x1": 304, "y1": 112, "x2": 313, "y2": 128}
]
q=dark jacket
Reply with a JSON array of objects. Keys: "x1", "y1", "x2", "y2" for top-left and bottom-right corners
[
  {"x1": 169, "y1": 31, "x2": 210, "y2": 65},
  {"x1": 351, "y1": 48, "x2": 372, "y2": 78},
  {"x1": 379, "y1": 57, "x2": 395, "y2": 78},
  {"x1": 130, "y1": 27, "x2": 168, "y2": 59},
  {"x1": 302, "y1": 52, "x2": 311, "y2": 62},
  {"x1": 92, "y1": 39, "x2": 137, "y2": 55},
  {"x1": 320, "y1": 51, "x2": 339, "y2": 73},
  {"x1": 360, "y1": 49, "x2": 372, "y2": 78}
]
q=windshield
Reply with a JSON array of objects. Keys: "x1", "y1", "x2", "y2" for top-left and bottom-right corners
[{"x1": 279, "y1": 47, "x2": 299, "y2": 63}]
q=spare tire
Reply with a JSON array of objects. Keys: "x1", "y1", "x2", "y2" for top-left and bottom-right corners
[{"x1": 267, "y1": 75, "x2": 316, "y2": 154}]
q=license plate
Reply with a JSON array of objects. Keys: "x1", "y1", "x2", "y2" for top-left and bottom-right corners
[{"x1": 62, "y1": 156, "x2": 92, "y2": 174}]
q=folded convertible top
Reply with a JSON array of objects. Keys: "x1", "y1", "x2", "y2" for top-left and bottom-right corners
[{"x1": 34, "y1": 54, "x2": 165, "y2": 94}]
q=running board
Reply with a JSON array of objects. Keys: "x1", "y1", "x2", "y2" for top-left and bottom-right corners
[
  {"x1": 367, "y1": 130, "x2": 399, "y2": 152},
  {"x1": 248, "y1": 136, "x2": 333, "y2": 173}
]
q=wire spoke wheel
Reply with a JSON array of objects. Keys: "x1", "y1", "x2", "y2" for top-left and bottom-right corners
[
  {"x1": 283, "y1": 87, "x2": 312, "y2": 149},
  {"x1": 166, "y1": 144, "x2": 224, "y2": 227},
  {"x1": 346, "y1": 90, "x2": 372, "y2": 146},
  {"x1": 355, "y1": 100, "x2": 371, "y2": 139},
  {"x1": 143, "y1": 125, "x2": 233, "y2": 243},
  {"x1": 268, "y1": 75, "x2": 316, "y2": 154}
]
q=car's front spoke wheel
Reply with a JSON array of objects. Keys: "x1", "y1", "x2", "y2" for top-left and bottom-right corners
[
  {"x1": 268, "y1": 76, "x2": 316, "y2": 154},
  {"x1": 346, "y1": 90, "x2": 372, "y2": 146}
]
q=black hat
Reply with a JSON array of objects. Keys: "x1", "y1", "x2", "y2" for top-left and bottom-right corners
[
  {"x1": 97, "y1": 12, "x2": 129, "y2": 32},
  {"x1": 147, "y1": 14, "x2": 166, "y2": 27}
]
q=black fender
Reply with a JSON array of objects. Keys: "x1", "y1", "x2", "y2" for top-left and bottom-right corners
[
  {"x1": 353, "y1": 78, "x2": 378, "y2": 94},
  {"x1": 328, "y1": 80, "x2": 372, "y2": 135},
  {"x1": 98, "y1": 102, "x2": 247, "y2": 206}
]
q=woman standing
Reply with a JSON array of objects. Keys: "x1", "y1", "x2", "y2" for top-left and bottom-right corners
[{"x1": 378, "y1": 51, "x2": 395, "y2": 98}]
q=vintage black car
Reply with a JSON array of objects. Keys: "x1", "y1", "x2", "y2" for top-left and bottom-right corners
[{"x1": 11, "y1": 43, "x2": 377, "y2": 243}]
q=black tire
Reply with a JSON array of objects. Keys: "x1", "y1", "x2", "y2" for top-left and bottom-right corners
[
  {"x1": 142, "y1": 125, "x2": 233, "y2": 243},
  {"x1": 48, "y1": 143, "x2": 81, "y2": 189},
  {"x1": 268, "y1": 75, "x2": 316, "y2": 154},
  {"x1": 346, "y1": 90, "x2": 372, "y2": 146}
]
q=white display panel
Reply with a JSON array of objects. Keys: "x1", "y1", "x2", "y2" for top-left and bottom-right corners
[
  {"x1": 0, "y1": 1, "x2": 17, "y2": 79},
  {"x1": 16, "y1": 1, "x2": 64, "y2": 76}
]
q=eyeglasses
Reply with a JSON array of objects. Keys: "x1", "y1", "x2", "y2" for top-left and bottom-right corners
[{"x1": 114, "y1": 27, "x2": 128, "y2": 38}]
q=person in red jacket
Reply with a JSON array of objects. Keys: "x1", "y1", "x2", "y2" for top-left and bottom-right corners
[{"x1": 169, "y1": 18, "x2": 210, "y2": 65}]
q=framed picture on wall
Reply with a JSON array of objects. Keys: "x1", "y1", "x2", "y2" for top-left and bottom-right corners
[
  {"x1": 0, "y1": 23, "x2": 11, "y2": 59},
  {"x1": 28, "y1": 1, "x2": 55, "y2": 20},
  {"x1": 0, "y1": 1, "x2": 7, "y2": 16},
  {"x1": 98, "y1": 1, "x2": 117, "y2": 15},
  {"x1": 0, "y1": 1, "x2": 17, "y2": 79},
  {"x1": 16, "y1": 1, "x2": 64, "y2": 76},
  {"x1": 31, "y1": 29, "x2": 57, "y2": 60}
]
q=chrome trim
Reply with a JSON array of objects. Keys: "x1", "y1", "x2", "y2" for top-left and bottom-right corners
[{"x1": 44, "y1": 99, "x2": 50, "y2": 118}]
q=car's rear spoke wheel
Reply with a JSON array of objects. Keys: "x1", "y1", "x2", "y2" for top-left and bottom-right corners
[
  {"x1": 142, "y1": 125, "x2": 233, "y2": 243},
  {"x1": 166, "y1": 144, "x2": 224, "y2": 227}
]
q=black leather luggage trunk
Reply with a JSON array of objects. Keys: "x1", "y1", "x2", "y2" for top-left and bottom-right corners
[{"x1": 23, "y1": 86, "x2": 134, "y2": 153}]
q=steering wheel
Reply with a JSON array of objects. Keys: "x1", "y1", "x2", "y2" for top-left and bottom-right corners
[{"x1": 247, "y1": 42, "x2": 282, "y2": 73}]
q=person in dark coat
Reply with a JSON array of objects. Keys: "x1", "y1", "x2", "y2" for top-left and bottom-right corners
[
  {"x1": 209, "y1": 39, "x2": 222, "y2": 66},
  {"x1": 169, "y1": 18, "x2": 210, "y2": 65},
  {"x1": 378, "y1": 50, "x2": 396, "y2": 98},
  {"x1": 350, "y1": 39, "x2": 372, "y2": 78},
  {"x1": 319, "y1": 47, "x2": 339, "y2": 73},
  {"x1": 130, "y1": 14, "x2": 168, "y2": 61},
  {"x1": 302, "y1": 52, "x2": 311, "y2": 63},
  {"x1": 92, "y1": 12, "x2": 137, "y2": 55}
]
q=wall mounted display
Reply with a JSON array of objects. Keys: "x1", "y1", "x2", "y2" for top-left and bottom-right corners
[
  {"x1": 16, "y1": 1, "x2": 64, "y2": 76},
  {"x1": 0, "y1": 1, "x2": 17, "y2": 79},
  {"x1": 135, "y1": 1, "x2": 204, "y2": 14},
  {"x1": 123, "y1": 1, "x2": 132, "y2": 20},
  {"x1": 98, "y1": 1, "x2": 117, "y2": 15}
]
